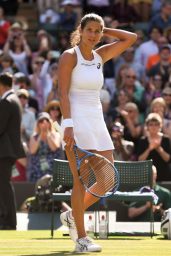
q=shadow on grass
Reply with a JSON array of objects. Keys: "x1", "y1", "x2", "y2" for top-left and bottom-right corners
[{"x1": 19, "y1": 252, "x2": 91, "y2": 256}]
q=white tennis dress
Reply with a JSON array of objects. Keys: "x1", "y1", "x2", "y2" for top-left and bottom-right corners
[{"x1": 62, "y1": 45, "x2": 114, "y2": 151}]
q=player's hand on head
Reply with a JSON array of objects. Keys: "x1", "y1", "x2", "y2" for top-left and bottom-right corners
[{"x1": 64, "y1": 127, "x2": 75, "y2": 150}]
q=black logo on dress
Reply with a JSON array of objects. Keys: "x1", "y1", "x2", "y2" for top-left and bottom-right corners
[{"x1": 97, "y1": 63, "x2": 101, "y2": 69}]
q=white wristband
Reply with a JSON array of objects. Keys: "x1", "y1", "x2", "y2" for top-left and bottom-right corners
[{"x1": 62, "y1": 118, "x2": 74, "y2": 128}]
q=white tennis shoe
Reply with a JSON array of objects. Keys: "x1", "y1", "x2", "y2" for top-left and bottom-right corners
[
  {"x1": 74, "y1": 236, "x2": 102, "y2": 253},
  {"x1": 60, "y1": 211, "x2": 78, "y2": 242}
]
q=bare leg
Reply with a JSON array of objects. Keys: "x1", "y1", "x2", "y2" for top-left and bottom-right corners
[
  {"x1": 65, "y1": 147, "x2": 114, "y2": 238},
  {"x1": 83, "y1": 150, "x2": 114, "y2": 210},
  {"x1": 65, "y1": 146, "x2": 86, "y2": 239}
]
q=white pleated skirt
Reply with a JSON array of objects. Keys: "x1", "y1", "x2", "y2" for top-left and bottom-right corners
[{"x1": 61, "y1": 89, "x2": 114, "y2": 151}]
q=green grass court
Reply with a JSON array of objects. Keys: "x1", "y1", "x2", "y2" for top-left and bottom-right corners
[{"x1": 0, "y1": 231, "x2": 171, "y2": 256}]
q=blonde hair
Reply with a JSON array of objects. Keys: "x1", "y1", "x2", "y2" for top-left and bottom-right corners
[
  {"x1": 70, "y1": 13, "x2": 104, "y2": 47},
  {"x1": 150, "y1": 97, "x2": 166, "y2": 111},
  {"x1": 145, "y1": 112, "x2": 162, "y2": 126}
]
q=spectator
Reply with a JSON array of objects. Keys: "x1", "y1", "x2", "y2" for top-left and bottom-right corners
[
  {"x1": 137, "y1": 112, "x2": 171, "y2": 181},
  {"x1": 3, "y1": 22, "x2": 32, "y2": 75},
  {"x1": 16, "y1": 88, "x2": 36, "y2": 145},
  {"x1": 115, "y1": 46, "x2": 146, "y2": 85},
  {"x1": 120, "y1": 102, "x2": 143, "y2": 158},
  {"x1": 120, "y1": 67, "x2": 145, "y2": 114},
  {"x1": 0, "y1": 73, "x2": 25, "y2": 230},
  {"x1": 148, "y1": 1, "x2": 171, "y2": 33},
  {"x1": 44, "y1": 99, "x2": 62, "y2": 124},
  {"x1": 46, "y1": 62, "x2": 59, "y2": 102},
  {"x1": 146, "y1": 35, "x2": 170, "y2": 71},
  {"x1": 109, "y1": 88, "x2": 129, "y2": 123},
  {"x1": 29, "y1": 55, "x2": 52, "y2": 110},
  {"x1": 150, "y1": 96, "x2": 171, "y2": 138},
  {"x1": 14, "y1": 75, "x2": 39, "y2": 116},
  {"x1": 144, "y1": 74, "x2": 163, "y2": 109},
  {"x1": 0, "y1": 53, "x2": 16, "y2": 74},
  {"x1": 162, "y1": 86, "x2": 171, "y2": 120},
  {"x1": 20, "y1": 174, "x2": 71, "y2": 213},
  {"x1": 59, "y1": 0, "x2": 78, "y2": 33},
  {"x1": 27, "y1": 112, "x2": 62, "y2": 182},
  {"x1": 128, "y1": 165, "x2": 171, "y2": 221},
  {"x1": 135, "y1": 27, "x2": 162, "y2": 67},
  {"x1": 111, "y1": 121, "x2": 134, "y2": 161},
  {"x1": 147, "y1": 44, "x2": 171, "y2": 88},
  {"x1": 0, "y1": 6, "x2": 10, "y2": 49}
]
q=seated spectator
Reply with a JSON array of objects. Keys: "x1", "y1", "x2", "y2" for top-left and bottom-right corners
[
  {"x1": 115, "y1": 46, "x2": 146, "y2": 85},
  {"x1": 27, "y1": 112, "x2": 63, "y2": 182},
  {"x1": 135, "y1": 27, "x2": 162, "y2": 67},
  {"x1": 120, "y1": 102, "x2": 143, "y2": 158},
  {"x1": 137, "y1": 113, "x2": 171, "y2": 181},
  {"x1": 146, "y1": 35, "x2": 170, "y2": 71},
  {"x1": 16, "y1": 89, "x2": 36, "y2": 145},
  {"x1": 128, "y1": 165, "x2": 171, "y2": 222},
  {"x1": 20, "y1": 174, "x2": 71, "y2": 213},
  {"x1": 59, "y1": 0, "x2": 78, "y2": 33},
  {"x1": 119, "y1": 67, "x2": 145, "y2": 115},
  {"x1": 110, "y1": 121, "x2": 134, "y2": 161},
  {"x1": 3, "y1": 22, "x2": 32, "y2": 75},
  {"x1": 150, "y1": 96, "x2": 171, "y2": 138},
  {"x1": 14, "y1": 75, "x2": 39, "y2": 116},
  {"x1": 46, "y1": 62, "x2": 59, "y2": 102},
  {"x1": 144, "y1": 74, "x2": 163, "y2": 109},
  {"x1": 0, "y1": 6, "x2": 10, "y2": 49},
  {"x1": 162, "y1": 87, "x2": 171, "y2": 120},
  {"x1": 0, "y1": 53, "x2": 16, "y2": 74},
  {"x1": 147, "y1": 44, "x2": 171, "y2": 89},
  {"x1": 148, "y1": 1, "x2": 171, "y2": 33},
  {"x1": 44, "y1": 99, "x2": 62, "y2": 124},
  {"x1": 109, "y1": 89, "x2": 129, "y2": 123}
]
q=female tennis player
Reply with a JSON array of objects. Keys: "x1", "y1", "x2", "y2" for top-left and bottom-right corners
[{"x1": 58, "y1": 13, "x2": 137, "y2": 253}]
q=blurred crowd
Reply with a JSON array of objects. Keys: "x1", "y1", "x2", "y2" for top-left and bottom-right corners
[{"x1": 0, "y1": 0, "x2": 171, "y2": 183}]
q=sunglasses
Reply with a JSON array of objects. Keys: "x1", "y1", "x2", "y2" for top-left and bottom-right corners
[
  {"x1": 35, "y1": 61, "x2": 44, "y2": 65},
  {"x1": 50, "y1": 107, "x2": 60, "y2": 111},
  {"x1": 126, "y1": 75, "x2": 136, "y2": 79},
  {"x1": 163, "y1": 93, "x2": 171, "y2": 97},
  {"x1": 18, "y1": 95, "x2": 28, "y2": 99}
]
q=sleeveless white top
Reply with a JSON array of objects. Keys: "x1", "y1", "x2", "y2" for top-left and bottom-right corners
[{"x1": 62, "y1": 45, "x2": 114, "y2": 151}]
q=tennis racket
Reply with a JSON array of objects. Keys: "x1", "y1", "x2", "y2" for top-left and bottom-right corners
[
  {"x1": 73, "y1": 145, "x2": 119, "y2": 198},
  {"x1": 53, "y1": 121, "x2": 119, "y2": 198}
]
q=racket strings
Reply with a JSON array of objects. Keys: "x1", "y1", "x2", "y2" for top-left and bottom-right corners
[{"x1": 80, "y1": 156, "x2": 118, "y2": 196}]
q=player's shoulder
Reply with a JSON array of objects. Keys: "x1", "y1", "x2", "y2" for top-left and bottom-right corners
[{"x1": 59, "y1": 48, "x2": 76, "y2": 65}]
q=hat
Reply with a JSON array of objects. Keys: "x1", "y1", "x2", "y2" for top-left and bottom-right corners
[
  {"x1": 16, "y1": 88, "x2": 29, "y2": 98},
  {"x1": 61, "y1": 0, "x2": 80, "y2": 6},
  {"x1": 44, "y1": 100, "x2": 60, "y2": 113},
  {"x1": 37, "y1": 112, "x2": 51, "y2": 121},
  {"x1": 10, "y1": 22, "x2": 22, "y2": 30}
]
